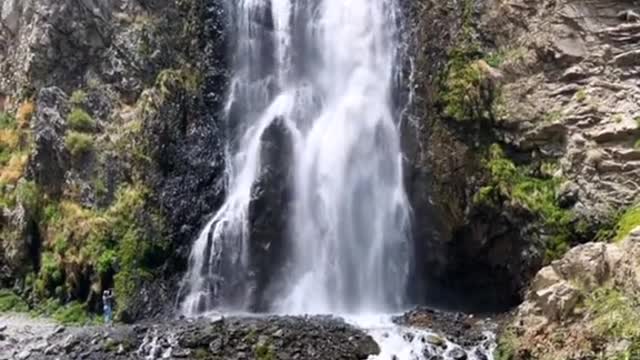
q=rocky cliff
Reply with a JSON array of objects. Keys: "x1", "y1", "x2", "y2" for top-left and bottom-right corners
[
  {"x1": 0, "y1": 0, "x2": 229, "y2": 321},
  {"x1": 406, "y1": 0, "x2": 640, "y2": 313}
]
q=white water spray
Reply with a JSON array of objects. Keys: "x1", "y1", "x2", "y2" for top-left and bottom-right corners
[{"x1": 181, "y1": 0, "x2": 410, "y2": 317}]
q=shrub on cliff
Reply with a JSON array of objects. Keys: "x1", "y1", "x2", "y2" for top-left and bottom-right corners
[
  {"x1": 31, "y1": 184, "x2": 167, "y2": 321},
  {"x1": 65, "y1": 131, "x2": 94, "y2": 156},
  {"x1": 67, "y1": 108, "x2": 95, "y2": 132},
  {"x1": 69, "y1": 90, "x2": 88, "y2": 106}
]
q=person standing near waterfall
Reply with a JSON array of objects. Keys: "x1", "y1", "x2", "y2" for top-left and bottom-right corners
[{"x1": 102, "y1": 289, "x2": 114, "y2": 326}]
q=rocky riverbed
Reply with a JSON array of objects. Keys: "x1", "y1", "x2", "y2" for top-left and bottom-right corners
[
  {"x1": 0, "y1": 308, "x2": 501, "y2": 360},
  {"x1": 0, "y1": 314, "x2": 380, "y2": 360}
]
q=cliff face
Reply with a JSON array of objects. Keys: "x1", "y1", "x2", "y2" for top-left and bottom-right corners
[
  {"x1": 0, "y1": 0, "x2": 229, "y2": 320},
  {"x1": 406, "y1": 0, "x2": 640, "y2": 312}
]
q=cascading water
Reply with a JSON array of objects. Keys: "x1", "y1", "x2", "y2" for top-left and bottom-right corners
[
  {"x1": 179, "y1": 0, "x2": 494, "y2": 359},
  {"x1": 181, "y1": 0, "x2": 410, "y2": 316}
]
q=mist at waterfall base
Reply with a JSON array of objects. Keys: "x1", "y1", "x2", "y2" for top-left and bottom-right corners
[{"x1": 177, "y1": 0, "x2": 494, "y2": 359}]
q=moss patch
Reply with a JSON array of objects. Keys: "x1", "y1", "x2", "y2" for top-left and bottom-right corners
[
  {"x1": 255, "y1": 342, "x2": 276, "y2": 360},
  {"x1": 69, "y1": 90, "x2": 88, "y2": 106},
  {"x1": 439, "y1": 0, "x2": 501, "y2": 123},
  {"x1": 474, "y1": 144, "x2": 573, "y2": 260},
  {"x1": 16, "y1": 101, "x2": 35, "y2": 129}
]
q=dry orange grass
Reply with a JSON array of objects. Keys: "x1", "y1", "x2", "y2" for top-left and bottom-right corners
[
  {"x1": 0, "y1": 153, "x2": 28, "y2": 184},
  {"x1": 16, "y1": 100, "x2": 35, "y2": 129},
  {"x1": 0, "y1": 129, "x2": 19, "y2": 149}
]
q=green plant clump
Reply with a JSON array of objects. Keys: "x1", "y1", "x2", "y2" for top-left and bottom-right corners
[
  {"x1": 155, "y1": 68, "x2": 200, "y2": 98},
  {"x1": 52, "y1": 302, "x2": 95, "y2": 325},
  {"x1": 65, "y1": 131, "x2": 94, "y2": 156},
  {"x1": 575, "y1": 89, "x2": 588, "y2": 103},
  {"x1": 614, "y1": 205, "x2": 640, "y2": 242},
  {"x1": 34, "y1": 185, "x2": 167, "y2": 320},
  {"x1": 255, "y1": 342, "x2": 276, "y2": 360},
  {"x1": 442, "y1": 57, "x2": 492, "y2": 122},
  {"x1": 585, "y1": 287, "x2": 640, "y2": 359},
  {"x1": 67, "y1": 108, "x2": 95, "y2": 132},
  {"x1": 0, "y1": 289, "x2": 29, "y2": 312},
  {"x1": 69, "y1": 90, "x2": 88, "y2": 106},
  {"x1": 474, "y1": 144, "x2": 573, "y2": 260}
]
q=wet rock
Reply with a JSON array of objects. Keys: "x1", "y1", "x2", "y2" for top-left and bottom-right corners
[
  {"x1": 425, "y1": 334, "x2": 445, "y2": 347},
  {"x1": 447, "y1": 347, "x2": 467, "y2": 360},
  {"x1": 394, "y1": 308, "x2": 494, "y2": 351},
  {"x1": 9, "y1": 315, "x2": 378, "y2": 360},
  {"x1": 403, "y1": 332, "x2": 415, "y2": 343}
]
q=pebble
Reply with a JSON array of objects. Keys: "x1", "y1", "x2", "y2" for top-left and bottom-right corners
[
  {"x1": 425, "y1": 334, "x2": 445, "y2": 347},
  {"x1": 448, "y1": 347, "x2": 467, "y2": 360}
]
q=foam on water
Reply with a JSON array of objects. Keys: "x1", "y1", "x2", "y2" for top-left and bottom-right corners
[{"x1": 345, "y1": 315, "x2": 495, "y2": 360}]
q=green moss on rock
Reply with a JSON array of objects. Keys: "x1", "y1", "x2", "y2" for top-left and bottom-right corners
[
  {"x1": 255, "y1": 342, "x2": 276, "y2": 360},
  {"x1": 475, "y1": 144, "x2": 573, "y2": 260},
  {"x1": 67, "y1": 108, "x2": 95, "y2": 132}
]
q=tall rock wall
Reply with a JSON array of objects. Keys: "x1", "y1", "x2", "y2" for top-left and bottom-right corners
[{"x1": 406, "y1": 0, "x2": 640, "y2": 312}]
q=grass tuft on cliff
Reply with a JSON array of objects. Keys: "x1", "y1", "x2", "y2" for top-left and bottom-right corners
[
  {"x1": 0, "y1": 290, "x2": 29, "y2": 313},
  {"x1": 614, "y1": 205, "x2": 640, "y2": 242},
  {"x1": 475, "y1": 144, "x2": 573, "y2": 260},
  {"x1": 69, "y1": 90, "x2": 88, "y2": 106},
  {"x1": 65, "y1": 131, "x2": 94, "y2": 156},
  {"x1": 67, "y1": 108, "x2": 95, "y2": 132},
  {"x1": 32, "y1": 184, "x2": 167, "y2": 321}
]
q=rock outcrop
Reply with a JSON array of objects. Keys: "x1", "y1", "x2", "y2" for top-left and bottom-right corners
[
  {"x1": 485, "y1": 0, "x2": 640, "y2": 218},
  {"x1": 406, "y1": 0, "x2": 640, "y2": 312},
  {"x1": 497, "y1": 228, "x2": 640, "y2": 359}
]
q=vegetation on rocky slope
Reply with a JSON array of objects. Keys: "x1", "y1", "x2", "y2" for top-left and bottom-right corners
[
  {"x1": 474, "y1": 144, "x2": 573, "y2": 260},
  {"x1": 614, "y1": 205, "x2": 640, "y2": 243},
  {"x1": 0, "y1": 60, "x2": 202, "y2": 321},
  {"x1": 497, "y1": 283, "x2": 640, "y2": 360}
]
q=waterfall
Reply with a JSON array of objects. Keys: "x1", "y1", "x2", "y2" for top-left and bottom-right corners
[{"x1": 180, "y1": 0, "x2": 411, "y2": 316}]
